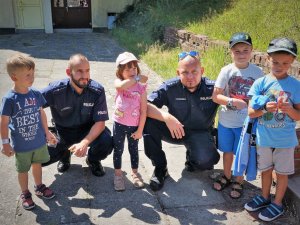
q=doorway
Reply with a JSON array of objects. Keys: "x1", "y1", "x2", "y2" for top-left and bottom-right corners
[{"x1": 51, "y1": 0, "x2": 91, "y2": 28}]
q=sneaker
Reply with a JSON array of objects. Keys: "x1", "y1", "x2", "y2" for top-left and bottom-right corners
[
  {"x1": 86, "y1": 158, "x2": 105, "y2": 177},
  {"x1": 20, "y1": 190, "x2": 35, "y2": 210},
  {"x1": 114, "y1": 175, "x2": 125, "y2": 191},
  {"x1": 34, "y1": 184, "x2": 55, "y2": 199},
  {"x1": 149, "y1": 167, "x2": 169, "y2": 191},
  {"x1": 258, "y1": 202, "x2": 284, "y2": 222},
  {"x1": 132, "y1": 172, "x2": 144, "y2": 188},
  {"x1": 57, "y1": 151, "x2": 71, "y2": 173},
  {"x1": 244, "y1": 195, "x2": 271, "y2": 212}
]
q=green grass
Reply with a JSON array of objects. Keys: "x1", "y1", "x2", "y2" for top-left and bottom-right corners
[{"x1": 112, "y1": 0, "x2": 300, "y2": 80}]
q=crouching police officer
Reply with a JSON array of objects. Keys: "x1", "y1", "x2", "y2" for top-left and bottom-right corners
[
  {"x1": 41, "y1": 54, "x2": 113, "y2": 176},
  {"x1": 144, "y1": 51, "x2": 220, "y2": 191}
]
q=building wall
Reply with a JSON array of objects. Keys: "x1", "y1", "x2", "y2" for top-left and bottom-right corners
[
  {"x1": 0, "y1": 0, "x2": 15, "y2": 28},
  {"x1": 92, "y1": 0, "x2": 134, "y2": 28}
]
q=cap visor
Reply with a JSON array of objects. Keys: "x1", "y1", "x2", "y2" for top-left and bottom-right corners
[{"x1": 267, "y1": 48, "x2": 297, "y2": 57}]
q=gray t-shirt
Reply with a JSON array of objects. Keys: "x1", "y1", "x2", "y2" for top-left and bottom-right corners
[{"x1": 215, "y1": 63, "x2": 264, "y2": 128}]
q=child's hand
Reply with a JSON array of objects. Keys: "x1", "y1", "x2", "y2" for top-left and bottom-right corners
[
  {"x1": 139, "y1": 74, "x2": 148, "y2": 83},
  {"x1": 131, "y1": 131, "x2": 143, "y2": 140},
  {"x1": 46, "y1": 131, "x2": 58, "y2": 146},
  {"x1": 233, "y1": 98, "x2": 247, "y2": 110},
  {"x1": 1, "y1": 144, "x2": 15, "y2": 157},
  {"x1": 277, "y1": 97, "x2": 292, "y2": 113},
  {"x1": 265, "y1": 101, "x2": 278, "y2": 113}
]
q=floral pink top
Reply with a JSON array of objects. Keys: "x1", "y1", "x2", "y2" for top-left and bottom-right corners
[{"x1": 113, "y1": 82, "x2": 146, "y2": 126}]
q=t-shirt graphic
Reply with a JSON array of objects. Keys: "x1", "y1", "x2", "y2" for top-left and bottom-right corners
[
  {"x1": 0, "y1": 89, "x2": 47, "y2": 152},
  {"x1": 113, "y1": 83, "x2": 146, "y2": 126},
  {"x1": 228, "y1": 76, "x2": 255, "y2": 102}
]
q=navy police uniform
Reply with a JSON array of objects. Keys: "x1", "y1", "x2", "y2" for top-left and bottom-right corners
[
  {"x1": 41, "y1": 78, "x2": 113, "y2": 165},
  {"x1": 144, "y1": 77, "x2": 220, "y2": 171}
]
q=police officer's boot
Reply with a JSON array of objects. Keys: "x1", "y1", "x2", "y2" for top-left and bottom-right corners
[{"x1": 57, "y1": 151, "x2": 71, "y2": 172}]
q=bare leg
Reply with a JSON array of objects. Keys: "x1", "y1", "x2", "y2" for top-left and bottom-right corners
[
  {"x1": 213, "y1": 152, "x2": 232, "y2": 190},
  {"x1": 18, "y1": 172, "x2": 29, "y2": 192},
  {"x1": 32, "y1": 163, "x2": 42, "y2": 186},
  {"x1": 261, "y1": 168, "x2": 273, "y2": 200},
  {"x1": 273, "y1": 173, "x2": 288, "y2": 206}
]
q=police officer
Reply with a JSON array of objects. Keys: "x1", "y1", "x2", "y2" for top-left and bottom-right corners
[
  {"x1": 144, "y1": 51, "x2": 220, "y2": 191},
  {"x1": 41, "y1": 54, "x2": 113, "y2": 176}
]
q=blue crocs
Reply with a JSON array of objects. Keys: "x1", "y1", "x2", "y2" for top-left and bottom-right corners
[
  {"x1": 244, "y1": 195, "x2": 271, "y2": 212},
  {"x1": 258, "y1": 202, "x2": 284, "y2": 222}
]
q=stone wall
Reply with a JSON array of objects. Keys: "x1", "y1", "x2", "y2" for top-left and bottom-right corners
[{"x1": 164, "y1": 27, "x2": 300, "y2": 78}]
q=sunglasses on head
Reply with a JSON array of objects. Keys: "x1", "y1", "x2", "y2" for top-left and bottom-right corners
[{"x1": 178, "y1": 51, "x2": 199, "y2": 61}]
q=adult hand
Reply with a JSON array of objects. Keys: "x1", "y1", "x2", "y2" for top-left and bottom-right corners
[
  {"x1": 68, "y1": 141, "x2": 88, "y2": 157},
  {"x1": 163, "y1": 113, "x2": 185, "y2": 139},
  {"x1": 1, "y1": 144, "x2": 15, "y2": 157}
]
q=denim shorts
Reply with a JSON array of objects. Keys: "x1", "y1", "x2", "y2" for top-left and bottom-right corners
[
  {"x1": 257, "y1": 146, "x2": 294, "y2": 175},
  {"x1": 217, "y1": 122, "x2": 242, "y2": 154},
  {"x1": 15, "y1": 145, "x2": 50, "y2": 173}
]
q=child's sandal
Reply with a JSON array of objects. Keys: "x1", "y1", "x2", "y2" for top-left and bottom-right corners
[
  {"x1": 213, "y1": 174, "x2": 231, "y2": 191},
  {"x1": 230, "y1": 181, "x2": 243, "y2": 199}
]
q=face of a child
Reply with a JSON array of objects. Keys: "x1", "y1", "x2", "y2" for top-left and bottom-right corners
[
  {"x1": 68, "y1": 59, "x2": 90, "y2": 89},
  {"x1": 121, "y1": 61, "x2": 138, "y2": 79},
  {"x1": 230, "y1": 43, "x2": 252, "y2": 68},
  {"x1": 268, "y1": 53, "x2": 295, "y2": 79},
  {"x1": 11, "y1": 67, "x2": 34, "y2": 89}
]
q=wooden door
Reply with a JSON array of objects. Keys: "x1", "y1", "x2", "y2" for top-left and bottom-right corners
[{"x1": 51, "y1": 0, "x2": 91, "y2": 28}]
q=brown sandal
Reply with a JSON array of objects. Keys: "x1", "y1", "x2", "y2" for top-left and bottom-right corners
[
  {"x1": 230, "y1": 182, "x2": 243, "y2": 199},
  {"x1": 213, "y1": 174, "x2": 231, "y2": 191}
]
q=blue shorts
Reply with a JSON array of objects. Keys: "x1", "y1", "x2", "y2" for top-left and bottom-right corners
[{"x1": 218, "y1": 123, "x2": 242, "y2": 154}]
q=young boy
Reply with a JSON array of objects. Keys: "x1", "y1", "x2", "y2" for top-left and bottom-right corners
[
  {"x1": 212, "y1": 32, "x2": 264, "y2": 198},
  {"x1": 0, "y1": 54, "x2": 57, "y2": 210},
  {"x1": 244, "y1": 38, "x2": 300, "y2": 222}
]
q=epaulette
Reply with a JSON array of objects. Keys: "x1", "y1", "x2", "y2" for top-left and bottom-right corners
[
  {"x1": 88, "y1": 80, "x2": 104, "y2": 95},
  {"x1": 204, "y1": 77, "x2": 216, "y2": 86},
  {"x1": 49, "y1": 78, "x2": 69, "y2": 93},
  {"x1": 165, "y1": 77, "x2": 180, "y2": 87}
]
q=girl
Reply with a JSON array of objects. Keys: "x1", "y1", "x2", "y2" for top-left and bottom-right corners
[{"x1": 113, "y1": 52, "x2": 148, "y2": 191}]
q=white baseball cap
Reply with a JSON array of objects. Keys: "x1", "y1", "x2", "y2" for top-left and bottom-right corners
[{"x1": 116, "y1": 52, "x2": 139, "y2": 67}]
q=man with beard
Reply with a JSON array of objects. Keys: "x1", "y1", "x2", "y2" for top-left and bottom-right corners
[
  {"x1": 41, "y1": 54, "x2": 113, "y2": 176},
  {"x1": 143, "y1": 51, "x2": 220, "y2": 191}
]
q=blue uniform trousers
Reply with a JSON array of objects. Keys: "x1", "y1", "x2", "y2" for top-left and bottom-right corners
[
  {"x1": 42, "y1": 126, "x2": 113, "y2": 166},
  {"x1": 143, "y1": 118, "x2": 220, "y2": 170}
]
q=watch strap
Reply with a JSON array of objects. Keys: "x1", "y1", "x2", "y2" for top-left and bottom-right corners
[{"x1": 1, "y1": 139, "x2": 10, "y2": 145}]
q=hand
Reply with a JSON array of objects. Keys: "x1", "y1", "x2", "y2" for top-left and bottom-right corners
[
  {"x1": 131, "y1": 130, "x2": 143, "y2": 140},
  {"x1": 265, "y1": 101, "x2": 278, "y2": 113},
  {"x1": 163, "y1": 113, "x2": 185, "y2": 139},
  {"x1": 1, "y1": 144, "x2": 15, "y2": 157},
  {"x1": 68, "y1": 141, "x2": 88, "y2": 157},
  {"x1": 277, "y1": 99, "x2": 292, "y2": 113},
  {"x1": 46, "y1": 131, "x2": 58, "y2": 146},
  {"x1": 233, "y1": 98, "x2": 248, "y2": 110}
]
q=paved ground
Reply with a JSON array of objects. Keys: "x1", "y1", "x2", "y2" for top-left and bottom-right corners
[{"x1": 0, "y1": 33, "x2": 298, "y2": 225}]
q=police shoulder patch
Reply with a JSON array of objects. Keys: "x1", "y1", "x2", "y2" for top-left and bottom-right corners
[{"x1": 204, "y1": 77, "x2": 216, "y2": 86}]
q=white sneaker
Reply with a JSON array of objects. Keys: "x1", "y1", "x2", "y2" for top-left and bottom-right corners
[
  {"x1": 114, "y1": 175, "x2": 125, "y2": 191},
  {"x1": 132, "y1": 172, "x2": 144, "y2": 188}
]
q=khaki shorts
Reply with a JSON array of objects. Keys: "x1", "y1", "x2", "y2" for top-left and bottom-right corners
[
  {"x1": 15, "y1": 145, "x2": 50, "y2": 173},
  {"x1": 257, "y1": 146, "x2": 294, "y2": 175}
]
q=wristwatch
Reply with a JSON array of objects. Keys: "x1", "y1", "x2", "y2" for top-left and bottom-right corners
[
  {"x1": 1, "y1": 139, "x2": 10, "y2": 145},
  {"x1": 262, "y1": 104, "x2": 268, "y2": 113},
  {"x1": 134, "y1": 75, "x2": 140, "y2": 82}
]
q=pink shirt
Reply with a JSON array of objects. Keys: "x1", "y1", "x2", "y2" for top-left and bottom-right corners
[{"x1": 113, "y1": 82, "x2": 146, "y2": 126}]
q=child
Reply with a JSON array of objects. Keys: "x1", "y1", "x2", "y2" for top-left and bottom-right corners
[
  {"x1": 212, "y1": 32, "x2": 264, "y2": 198},
  {"x1": 113, "y1": 52, "x2": 148, "y2": 191},
  {"x1": 245, "y1": 37, "x2": 300, "y2": 222},
  {"x1": 0, "y1": 54, "x2": 57, "y2": 210}
]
